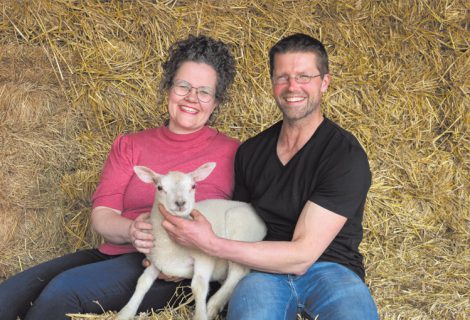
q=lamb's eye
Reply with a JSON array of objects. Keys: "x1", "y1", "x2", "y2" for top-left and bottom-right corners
[
  {"x1": 157, "y1": 185, "x2": 163, "y2": 191},
  {"x1": 191, "y1": 184, "x2": 196, "y2": 190}
]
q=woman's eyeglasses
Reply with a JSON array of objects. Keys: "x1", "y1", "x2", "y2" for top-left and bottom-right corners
[{"x1": 172, "y1": 80, "x2": 215, "y2": 103}]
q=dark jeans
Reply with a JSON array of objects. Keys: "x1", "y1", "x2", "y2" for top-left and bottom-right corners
[{"x1": 0, "y1": 249, "x2": 202, "y2": 320}]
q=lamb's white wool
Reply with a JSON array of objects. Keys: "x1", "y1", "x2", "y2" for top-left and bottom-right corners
[{"x1": 117, "y1": 162, "x2": 266, "y2": 320}]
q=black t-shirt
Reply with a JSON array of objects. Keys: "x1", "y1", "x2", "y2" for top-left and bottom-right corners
[{"x1": 233, "y1": 118, "x2": 371, "y2": 280}]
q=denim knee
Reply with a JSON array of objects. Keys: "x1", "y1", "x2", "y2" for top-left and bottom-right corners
[
  {"x1": 302, "y1": 262, "x2": 378, "y2": 320},
  {"x1": 227, "y1": 272, "x2": 296, "y2": 320},
  {"x1": 24, "y1": 268, "x2": 95, "y2": 320},
  {"x1": 27, "y1": 271, "x2": 81, "y2": 312}
]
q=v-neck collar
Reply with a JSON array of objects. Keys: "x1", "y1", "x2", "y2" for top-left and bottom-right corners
[{"x1": 274, "y1": 118, "x2": 328, "y2": 168}]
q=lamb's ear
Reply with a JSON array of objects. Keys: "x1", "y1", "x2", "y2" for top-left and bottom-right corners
[
  {"x1": 134, "y1": 166, "x2": 161, "y2": 184},
  {"x1": 190, "y1": 162, "x2": 216, "y2": 182}
]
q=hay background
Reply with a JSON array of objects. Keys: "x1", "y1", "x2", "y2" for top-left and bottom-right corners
[{"x1": 0, "y1": 0, "x2": 468, "y2": 319}]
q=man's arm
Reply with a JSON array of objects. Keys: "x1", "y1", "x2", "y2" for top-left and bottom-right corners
[{"x1": 161, "y1": 200, "x2": 346, "y2": 275}]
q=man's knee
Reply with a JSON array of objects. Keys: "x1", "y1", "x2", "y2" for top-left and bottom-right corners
[
  {"x1": 304, "y1": 263, "x2": 378, "y2": 320},
  {"x1": 305, "y1": 293, "x2": 378, "y2": 320},
  {"x1": 227, "y1": 273, "x2": 256, "y2": 309},
  {"x1": 227, "y1": 272, "x2": 295, "y2": 320},
  {"x1": 229, "y1": 272, "x2": 276, "y2": 304}
]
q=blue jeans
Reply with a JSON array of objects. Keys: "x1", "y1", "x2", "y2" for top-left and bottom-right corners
[
  {"x1": 227, "y1": 262, "x2": 379, "y2": 320},
  {"x1": 0, "y1": 249, "x2": 194, "y2": 320}
]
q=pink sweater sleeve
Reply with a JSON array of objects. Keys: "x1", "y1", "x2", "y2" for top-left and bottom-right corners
[{"x1": 92, "y1": 135, "x2": 134, "y2": 211}]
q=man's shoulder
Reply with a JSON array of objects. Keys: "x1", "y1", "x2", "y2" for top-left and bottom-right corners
[
  {"x1": 319, "y1": 118, "x2": 370, "y2": 176},
  {"x1": 239, "y1": 121, "x2": 282, "y2": 150},
  {"x1": 322, "y1": 118, "x2": 366, "y2": 154}
]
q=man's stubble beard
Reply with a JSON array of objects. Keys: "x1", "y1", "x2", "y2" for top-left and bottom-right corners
[{"x1": 277, "y1": 97, "x2": 320, "y2": 125}]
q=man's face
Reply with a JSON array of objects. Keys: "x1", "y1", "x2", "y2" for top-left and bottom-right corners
[{"x1": 272, "y1": 52, "x2": 330, "y2": 123}]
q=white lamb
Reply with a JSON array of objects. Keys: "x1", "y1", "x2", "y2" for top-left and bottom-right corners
[{"x1": 117, "y1": 162, "x2": 266, "y2": 320}]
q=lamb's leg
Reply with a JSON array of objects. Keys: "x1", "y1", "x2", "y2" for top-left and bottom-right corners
[
  {"x1": 206, "y1": 262, "x2": 249, "y2": 320},
  {"x1": 191, "y1": 257, "x2": 216, "y2": 320},
  {"x1": 116, "y1": 264, "x2": 160, "y2": 320}
]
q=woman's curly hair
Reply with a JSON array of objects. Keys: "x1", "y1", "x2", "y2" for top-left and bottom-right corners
[{"x1": 161, "y1": 35, "x2": 236, "y2": 104}]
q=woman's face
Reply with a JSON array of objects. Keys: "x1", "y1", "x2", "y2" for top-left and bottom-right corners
[{"x1": 167, "y1": 61, "x2": 218, "y2": 134}]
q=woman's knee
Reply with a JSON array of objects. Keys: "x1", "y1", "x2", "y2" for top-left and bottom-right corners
[
  {"x1": 34, "y1": 270, "x2": 82, "y2": 304},
  {"x1": 23, "y1": 270, "x2": 89, "y2": 320}
]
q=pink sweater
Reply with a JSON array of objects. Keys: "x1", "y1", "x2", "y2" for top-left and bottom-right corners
[{"x1": 92, "y1": 125, "x2": 240, "y2": 255}]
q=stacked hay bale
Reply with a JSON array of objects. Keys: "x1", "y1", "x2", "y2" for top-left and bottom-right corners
[
  {"x1": 0, "y1": 43, "x2": 79, "y2": 277},
  {"x1": 0, "y1": 1, "x2": 468, "y2": 319}
]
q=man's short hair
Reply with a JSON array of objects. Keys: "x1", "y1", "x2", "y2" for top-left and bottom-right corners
[{"x1": 268, "y1": 33, "x2": 329, "y2": 78}]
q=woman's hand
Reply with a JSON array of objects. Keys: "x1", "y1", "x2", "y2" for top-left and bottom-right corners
[{"x1": 129, "y1": 212, "x2": 154, "y2": 254}]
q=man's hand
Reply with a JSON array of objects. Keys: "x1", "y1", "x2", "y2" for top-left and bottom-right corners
[
  {"x1": 128, "y1": 212, "x2": 154, "y2": 254},
  {"x1": 159, "y1": 204, "x2": 216, "y2": 254}
]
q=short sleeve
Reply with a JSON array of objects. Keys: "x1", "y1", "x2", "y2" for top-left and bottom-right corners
[
  {"x1": 310, "y1": 146, "x2": 371, "y2": 218},
  {"x1": 92, "y1": 135, "x2": 135, "y2": 211}
]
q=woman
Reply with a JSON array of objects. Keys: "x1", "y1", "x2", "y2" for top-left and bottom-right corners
[{"x1": 0, "y1": 35, "x2": 238, "y2": 320}]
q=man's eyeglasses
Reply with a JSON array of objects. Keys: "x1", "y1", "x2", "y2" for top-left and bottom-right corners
[
  {"x1": 172, "y1": 80, "x2": 215, "y2": 103},
  {"x1": 273, "y1": 74, "x2": 322, "y2": 85}
]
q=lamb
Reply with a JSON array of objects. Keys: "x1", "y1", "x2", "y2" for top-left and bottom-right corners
[{"x1": 117, "y1": 162, "x2": 267, "y2": 320}]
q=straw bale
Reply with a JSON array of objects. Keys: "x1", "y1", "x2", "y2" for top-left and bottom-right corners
[
  {"x1": 0, "y1": 204, "x2": 21, "y2": 249},
  {"x1": 0, "y1": 0, "x2": 468, "y2": 319},
  {"x1": 0, "y1": 43, "x2": 80, "y2": 278}
]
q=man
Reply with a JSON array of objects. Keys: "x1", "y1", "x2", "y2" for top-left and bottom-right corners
[{"x1": 161, "y1": 33, "x2": 379, "y2": 319}]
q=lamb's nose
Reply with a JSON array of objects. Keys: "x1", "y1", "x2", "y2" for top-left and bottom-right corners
[{"x1": 175, "y1": 200, "x2": 186, "y2": 208}]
